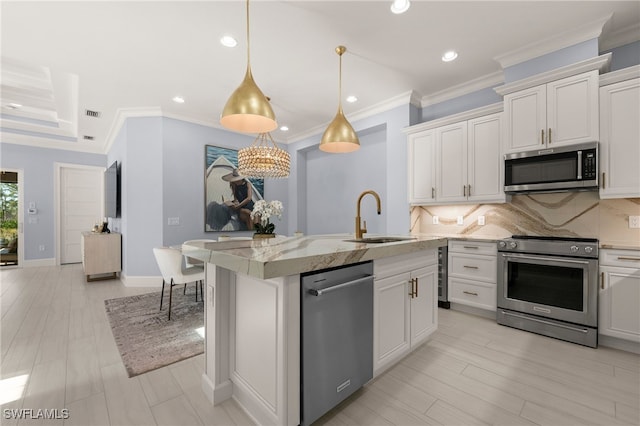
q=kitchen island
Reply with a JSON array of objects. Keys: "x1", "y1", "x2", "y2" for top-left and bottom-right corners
[{"x1": 184, "y1": 234, "x2": 447, "y2": 426}]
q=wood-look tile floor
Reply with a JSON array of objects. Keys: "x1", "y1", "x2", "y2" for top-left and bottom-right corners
[{"x1": 2, "y1": 264, "x2": 639, "y2": 426}]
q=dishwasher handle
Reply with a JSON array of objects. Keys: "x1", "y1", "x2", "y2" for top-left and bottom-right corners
[{"x1": 308, "y1": 276, "x2": 372, "y2": 296}]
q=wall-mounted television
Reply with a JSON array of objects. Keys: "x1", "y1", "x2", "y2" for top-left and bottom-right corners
[{"x1": 105, "y1": 161, "x2": 121, "y2": 218}]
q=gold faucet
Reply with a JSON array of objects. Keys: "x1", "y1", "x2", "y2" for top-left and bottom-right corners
[{"x1": 355, "y1": 190, "x2": 381, "y2": 239}]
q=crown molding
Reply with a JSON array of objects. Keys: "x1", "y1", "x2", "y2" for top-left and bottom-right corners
[
  {"x1": 494, "y1": 53, "x2": 612, "y2": 96},
  {"x1": 420, "y1": 71, "x2": 504, "y2": 108},
  {"x1": 494, "y1": 14, "x2": 611, "y2": 69},
  {"x1": 403, "y1": 102, "x2": 503, "y2": 134},
  {"x1": 600, "y1": 22, "x2": 640, "y2": 52},
  {"x1": 0, "y1": 131, "x2": 104, "y2": 154},
  {"x1": 102, "y1": 107, "x2": 162, "y2": 154},
  {"x1": 599, "y1": 64, "x2": 640, "y2": 87}
]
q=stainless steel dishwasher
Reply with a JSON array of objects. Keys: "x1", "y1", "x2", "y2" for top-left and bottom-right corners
[{"x1": 300, "y1": 261, "x2": 373, "y2": 426}]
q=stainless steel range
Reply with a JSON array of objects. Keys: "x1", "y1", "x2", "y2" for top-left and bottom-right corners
[{"x1": 497, "y1": 235, "x2": 599, "y2": 348}]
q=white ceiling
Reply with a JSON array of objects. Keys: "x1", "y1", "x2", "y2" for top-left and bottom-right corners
[{"x1": 1, "y1": 1, "x2": 639, "y2": 153}]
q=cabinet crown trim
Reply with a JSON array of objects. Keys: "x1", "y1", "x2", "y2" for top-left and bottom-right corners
[
  {"x1": 599, "y1": 65, "x2": 640, "y2": 87},
  {"x1": 494, "y1": 54, "x2": 611, "y2": 96},
  {"x1": 404, "y1": 103, "x2": 502, "y2": 134}
]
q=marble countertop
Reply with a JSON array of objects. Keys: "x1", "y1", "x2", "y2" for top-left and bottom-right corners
[{"x1": 184, "y1": 234, "x2": 447, "y2": 279}]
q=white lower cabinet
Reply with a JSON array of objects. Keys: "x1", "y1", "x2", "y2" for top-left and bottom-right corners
[
  {"x1": 373, "y1": 250, "x2": 437, "y2": 376},
  {"x1": 448, "y1": 240, "x2": 497, "y2": 312},
  {"x1": 599, "y1": 249, "x2": 640, "y2": 344}
]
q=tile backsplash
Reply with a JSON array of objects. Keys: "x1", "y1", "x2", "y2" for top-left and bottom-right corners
[{"x1": 410, "y1": 193, "x2": 640, "y2": 247}]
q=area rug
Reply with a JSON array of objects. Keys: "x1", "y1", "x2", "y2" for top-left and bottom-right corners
[{"x1": 104, "y1": 289, "x2": 204, "y2": 377}]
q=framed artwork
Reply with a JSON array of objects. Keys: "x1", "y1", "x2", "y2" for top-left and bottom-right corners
[{"x1": 204, "y1": 145, "x2": 264, "y2": 232}]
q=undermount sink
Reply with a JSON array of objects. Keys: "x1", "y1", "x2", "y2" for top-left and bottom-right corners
[{"x1": 344, "y1": 236, "x2": 416, "y2": 244}]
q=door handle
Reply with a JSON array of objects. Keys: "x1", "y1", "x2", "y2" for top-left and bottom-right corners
[
  {"x1": 432, "y1": 187, "x2": 435, "y2": 199},
  {"x1": 600, "y1": 272, "x2": 604, "y2": 290},
  {"x1": 408, "y1": 278, "x2": 416, "y2": 298},
  {"x1": 548, "y1": 128, "x2": 552, "y2": 144},
  {"x1": 463, "y1": 290, "x2": 478, "y2": 296},
  {"x1": 602, "y1": 172, "x2": 606, "y2": 189},
  {"x1": 415, "y1": 277, "x2": 418, "y2": 298},
  {"x1": 463, "y1": 265, "x2": 479, "y2": 269},
  {"x1": 308, "y1": 276, "x2": 372, "y2": 296},
  {"x1": 541, "y1": 129, "x2": 545, "y2": 145}
]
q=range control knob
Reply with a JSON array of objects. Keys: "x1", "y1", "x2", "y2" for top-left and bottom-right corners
[
  {"x1": 509, "y1": 242, "x2": 518, "y2": 249},
  {"x1": 570, "y1": 245, "x2": 579, "y2": 253},
  {"x1": 498, "y1": 241, "x2": 507, "y2": 249},
  {"x1": 584, "y1": 246, "x2": 593, "y2": 254}
]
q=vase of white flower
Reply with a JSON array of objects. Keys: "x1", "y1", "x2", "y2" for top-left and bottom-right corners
[{"x1": 250, "y1": 200, "x2": 283, "y2": 239}]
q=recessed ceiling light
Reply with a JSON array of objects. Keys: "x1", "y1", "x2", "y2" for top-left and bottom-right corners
[
  {"x1": 442, "y1": 50, "x2": 458, "y2": 62},
  {"x1": 346, "y1": 95, "x2": 358, "y2": 103},
  {"x1": 280, "y1": 126, "x2": 289, "y2": 132},
  {"x1": 172, "y1": 96, "x2": 185, "y2": 103},
  {"x1": 390, "y1": 0, "x2": 410, "y2": 14},
  {"x1": 5, "y1": 103, "x2": 22, "y2": 110},
  {"x1": 220, "y1": 35, "x2": 238, "y2": 48}
]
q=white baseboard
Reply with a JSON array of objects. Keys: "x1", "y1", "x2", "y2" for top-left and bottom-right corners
[
  {"x1": 22, "y1": 258, "x2": 56, "y2": 268},
  {"x1": 449, "y1": 302, "x2": 496, "y2": 319},
  {"x1": 121, "y1": 273, "x2": 162, "y2": 287},
  {"x1": 599, "y1": 335, "x2": 640, "y2": 355}
]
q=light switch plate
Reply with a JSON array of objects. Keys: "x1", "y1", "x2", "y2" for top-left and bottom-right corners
[
  {"x1": 432, "y1": 216, "x2": 439, "y2": 225},
  {"x1": 478, "y1": 216, "x2": 485, "y2": 226},
  {"x1": 167, "y1": 217, "x2": 180, "y2": 226},
  {"x1": 630, "y1": 216, "x2": 640, "y2": 229},
  {"x1": 457, "y1": 216, "x2": 464, "y2": 225}
]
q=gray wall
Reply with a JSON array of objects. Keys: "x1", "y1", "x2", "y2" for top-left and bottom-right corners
[{"x1": 0, "y1": 143, "x2": 105, "y2": 261}]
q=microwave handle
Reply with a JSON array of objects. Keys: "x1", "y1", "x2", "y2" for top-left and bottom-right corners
[{"x1": 577, "y1": 150, "x2": 582, "y2": 179}]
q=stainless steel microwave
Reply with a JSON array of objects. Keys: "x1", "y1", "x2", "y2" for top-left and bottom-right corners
[{"x1": 504, "y1": 142, "x2": 598, "y2": 194}]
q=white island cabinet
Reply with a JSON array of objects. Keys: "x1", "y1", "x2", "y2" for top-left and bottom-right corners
[
  {"x1": 183, "y1": 234, "x2": 446, "y2": 426},
  {"x1": 373, "y1": 250, "x2": 438, "y2": 376}
]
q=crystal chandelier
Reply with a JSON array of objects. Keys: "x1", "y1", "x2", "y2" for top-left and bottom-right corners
[{"x1": 238, "y1": 133, "x2": 290, "y2": 178}]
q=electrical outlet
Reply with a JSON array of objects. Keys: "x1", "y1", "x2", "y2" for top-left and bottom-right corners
[
  {"x1": 38, "y1": 245, "x2": 45, "y2": 251},
  {"x1": 167, "y1": 217, "x2": 180, "y2": 226},
  {"x1": 457, "y1": 216, "x2": 464, "y2": 225},
  {"x1": 478, "y1": 215, "x2": 485, "y2": 226},
  {"x1": 432, "y1": 216, "x2": 439, "y2": 225},
  {"x1": 630, "y1": 216, "x2": 640, "y2": 229}
]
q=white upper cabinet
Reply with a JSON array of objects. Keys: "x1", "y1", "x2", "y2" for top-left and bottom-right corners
[
  {"x1": 467, "y1": 113, "x2": 504, "y2": 202},
  {"x1": 408, "y1": 129, "x2": 436, "y2": 204},
  {"x1": 406, "y1": 105, "x2": 506, "y2": 206},
  {"x1": 599, "y1": 77, "x2": 640, "y2": 199},
  {"x1": 504, "y1": 71, "x2": 599, "y2": 153},
  {"x1": 436, "y1": 122, "x2": 468, "y2": 203}
]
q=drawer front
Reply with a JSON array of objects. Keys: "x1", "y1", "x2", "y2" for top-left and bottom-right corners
[
  {"x1": 449, "y1": 253, "x2": 496, "y2": 282},
  {"x1": 375, "y1": 249, "x2": 438, "y2": 280},
  {"x1": 600, "y1": 249, "x2": 640, "y2": 269},
  {"x1": 449, "y1": 277, "x2": 497, "y2": 311},
  {"x1": 448, "y1": 240, "x2": 496, "y2": 255}
]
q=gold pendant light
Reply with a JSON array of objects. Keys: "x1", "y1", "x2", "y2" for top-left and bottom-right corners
[
  {"x1": 238, "y1": 133, "x2": 290, "y2": 178},
  {"x1": 220, "y1": 0, "x2": 277, "y2": 134},
  {"x1": 319, "y1": 46, "x2": 360, "y2": 153}
]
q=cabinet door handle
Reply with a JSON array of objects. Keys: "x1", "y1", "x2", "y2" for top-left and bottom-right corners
[
  {"x1": 463, "y1": 290, "x2": 478, "y2": 296},
  {"x1": 468, "y1": 184, "x2": 471, "y2": 196},
  {"x1": 408, "y1": 278, "x2": 415, "y2": 298},
  {"x1": 548, "y1": 128, "x2": 552, "y2": 144},
  {"x1": 600, "y1": 272, "x2": 604, "y2": 290},
  {"x1": 463, "y1": 185, "x2": 466, "y2": 196},
  {"x1": 432, "y1": 187, "x2": 435, "y2": 198},
  {"x1": 602, "y1": 172, "x2": 606, "y2": 189},
  {"x1": 617, "y1": 256, "x2": 640, "y2": 262},
  {"x1": 463, "y1": 246, "x2": 479, "y2": 249},
  {"x1": 463, "y1": 265, "x2": 479, "y2": 269},
  {"x1": 541, "y1": 129, "x2": 545, "y2": 145}
]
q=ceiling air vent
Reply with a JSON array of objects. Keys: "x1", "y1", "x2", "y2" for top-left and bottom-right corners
[
  {"x1": 85, "y1": 109, "x2": 101, "y2": 118},
  {"x1": 83, "y1": 135, "x2": 95, "y2": 141}
]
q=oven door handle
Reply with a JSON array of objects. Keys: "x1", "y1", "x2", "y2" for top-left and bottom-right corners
[
  {"x1": 501, "y1": 310, "x2": 589, "y2": 334},
  {"x1": 500, "y1": 253, "x2": 591, "y2": 265}
]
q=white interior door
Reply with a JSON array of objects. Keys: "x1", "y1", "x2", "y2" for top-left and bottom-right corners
[{"x1": 60, "y1": 166, "x2": 103, "y2": 264}]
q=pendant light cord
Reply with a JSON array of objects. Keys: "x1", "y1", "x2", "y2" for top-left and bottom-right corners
[{"x1": 246, "y1": 0, "x2": 251, "y2": 67}]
